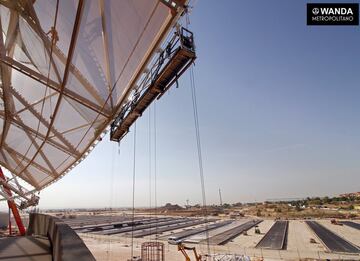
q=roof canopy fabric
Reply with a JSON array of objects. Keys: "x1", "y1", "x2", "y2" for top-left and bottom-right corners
[{"x1": 0, "y1": 0, "x2": 181, "y2": 190}]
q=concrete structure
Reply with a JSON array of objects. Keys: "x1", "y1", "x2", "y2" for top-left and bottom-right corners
[
  {"x1": 0, "y1": 213, "x2": 95, "y2": 261},
  {"x1": 306, "y1": 221, "x2": 360, "y2": 254},
  {"x1": 256, "y1": 220, "x2": 288, "y2": 250},
  {"x1": 76, "y1": 218, "x2": 360, "y2": 260},
  {"x1": 0, "y1": 211, "x2": 8, "y2": 228},
  {"x1": 0, "y1": 236, "x2": 52, "y2": 261},
  {"x1": 206, "y1": 220, "x2": 262, "y2": 245}
]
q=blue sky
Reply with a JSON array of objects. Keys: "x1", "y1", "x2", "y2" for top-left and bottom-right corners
[{"x1": 6, "y1": 0, "x2": 360, "y2": 210}]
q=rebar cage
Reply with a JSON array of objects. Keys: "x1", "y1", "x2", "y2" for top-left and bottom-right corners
[{"x1": 141, "y1": 241, "x2": 165, "y2": 261}]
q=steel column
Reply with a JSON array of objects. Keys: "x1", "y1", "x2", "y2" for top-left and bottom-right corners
[{"x1": 0, "y1": 167, "x2": 26, "y2": 236}]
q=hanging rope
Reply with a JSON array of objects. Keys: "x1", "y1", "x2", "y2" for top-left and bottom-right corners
[
  {"x1": 148, "y1": 106, "x2": 152, "y2": 241},
  {"x1": 107, "y1": 141, "x2": 120, "y2": 261},
  {"x1": 153, "y1": 101, "x2": 159, "y2": 240},
  {"x1": 184, "y1": 9, "x2": 211, "y2": 258},
  {"x1": 110, "y1": 142, "x2": 117, "y2": 208},
  {"x1": 131, "y1": 122, "x2": 137, "y2": 259},
  {"x1": 189, "y1": 64, "x2": 210, "y2": 258}
]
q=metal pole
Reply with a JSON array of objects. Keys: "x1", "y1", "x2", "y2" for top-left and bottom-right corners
[
  {"x1": 8, "y1": 206, "x2": 11, "y2": 235},
  {"x1": 219, "y1": 188, "x2": 223, "y2": 206},
  {"x1": 0, "y1": 167, "x2": 26, "y2": 235}
]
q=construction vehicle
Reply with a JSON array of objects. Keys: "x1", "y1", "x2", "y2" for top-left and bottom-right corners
[
  {"x1": 331, "y1": 219, "x2": 343, "y2": 226},
  {"x1": 177, "y1": 243, "x2": 202, "y2": 261}
]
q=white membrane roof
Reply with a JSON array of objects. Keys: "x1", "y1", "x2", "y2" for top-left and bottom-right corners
[{"x1": 0, "y1": 0, "x2": 182, "y2": 190}]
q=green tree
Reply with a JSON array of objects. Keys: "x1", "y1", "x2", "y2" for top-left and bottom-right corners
[
  {"x1": 323, "y1": 196, "x2": 331, "y2": 204},
  {"x1": 223, "y1": 203, "x2": 231, "y2": 208},
  {"x1": 256, "y1": 209, "x2": 262, "y2": 217}
]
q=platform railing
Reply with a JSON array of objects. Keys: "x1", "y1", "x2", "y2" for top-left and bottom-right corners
[{"x1": 110, "y1": 26, "x2": 196, "y2": 142}]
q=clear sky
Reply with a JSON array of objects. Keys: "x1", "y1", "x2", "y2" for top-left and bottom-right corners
[{"x1": 2, "y1": 0, "x2": 360, "y2": 210}]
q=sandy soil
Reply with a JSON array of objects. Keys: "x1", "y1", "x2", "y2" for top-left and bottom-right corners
[
  {"x1": 318, "y1": 219, "x2": 360, "y2": 246},
  {"x1": 80, "y1": 219, "x2": 360, "y2": 261}
]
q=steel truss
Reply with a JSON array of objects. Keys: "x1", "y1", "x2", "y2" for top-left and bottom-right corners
[
  {"x1": 0, "y1": 167, "x2": 39, "y2": 210},
  {"x1": 0, "y1": 0, "x2": 188, "y2": 205}
]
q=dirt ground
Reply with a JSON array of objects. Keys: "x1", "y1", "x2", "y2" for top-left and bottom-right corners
[{"x1": 80, "y1": 219, "x2": 360, "y2": 261}]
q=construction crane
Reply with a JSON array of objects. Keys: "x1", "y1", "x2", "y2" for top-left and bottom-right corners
[{"x1": 177, "y1": 243, "x2": 202, "y2": 261}]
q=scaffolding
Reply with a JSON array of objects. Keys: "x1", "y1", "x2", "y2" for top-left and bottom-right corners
[{"x1": 110, "y1": 27, "x2": 196, "y2": 142}]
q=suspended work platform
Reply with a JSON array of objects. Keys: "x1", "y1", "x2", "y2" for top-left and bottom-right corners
[{"x1": 110, "y1": 27, "x2": 196, "y2": 142}]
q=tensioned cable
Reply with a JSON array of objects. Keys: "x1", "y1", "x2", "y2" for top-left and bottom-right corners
[
  {"x1": 110, "y1": 141, "x2": 116, "y2": 208},
  {"x1": 153, "y1": 101, "x2": 158, "y2": 240},
  {"x1": 186, "y1": 10, "x2": 211, "y2": 256},
  {"x1": 131, "y1": 122, "x2": 137, "y2": 259},
  {"x1": 148, "y1": 105, "x2": 153, "y2": 241},
  {"x1": 14, "y1": 0, "x2": 60, "y2": 172},
  {"x1": 107, "y1": 141, "x2": 118, "y2": 261},
  {"x1": 189, "y1": 64, "x2": 210, "y2": 258}
]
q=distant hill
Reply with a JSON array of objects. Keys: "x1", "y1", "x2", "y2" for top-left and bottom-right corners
[{"x1": 160, "y1": 203, "x2": 183, "y2": 211}]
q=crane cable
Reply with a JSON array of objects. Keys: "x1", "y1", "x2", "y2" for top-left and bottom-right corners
[
  {"x1": 148, "y1": 105, "x2": 152, "y2": 241},
  {"x1": 186, "y1": 11, "x2": 211, "y2": 258},
  {"x1": 107, "y1": 141, "x2": 121, "y2": 260},
  {"x1": 131, "y1": 122, "x2": 137, "y2": 259},
  {"x1": 189, "y1": 65, "x2": 210, "y2": 258},
  {"x1": 154, "y1": 101, "x2": 159, "y2": 240}
]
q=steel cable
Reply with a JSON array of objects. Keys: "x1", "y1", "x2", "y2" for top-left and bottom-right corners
[{"x1": 131, "y1": 122, "x2": 137, "y2": 259}]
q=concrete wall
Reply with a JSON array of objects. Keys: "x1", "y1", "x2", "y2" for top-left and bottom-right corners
[{"x1": 27, "y1": 213, "x2": 96, "y2": 261}]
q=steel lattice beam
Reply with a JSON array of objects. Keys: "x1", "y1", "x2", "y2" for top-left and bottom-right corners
[
  {"x1": 0, "y1": 57, "x2": 110, "y2": 117},
  {"x1": 10, "y1": 88, "x2": 81, "y2": 157},
  {"x1": 1, "y1": 149, "x2": 40, "y2": 189},
  {"x1": 20, "y1": 1, "x2": 108, "y2": 107},
  {"x1": 0, "y1": 111, "x2": 79, "y2": 158},
  {"x1": 3, "y1": 144, "x2": 55, "y2": 179},
  {"x1": 0, "y1": 10, "x2": 17, "y2": 148},
  {"x1": 17, "y1": 0, "x2": 85, "y2": 178},
  {"x1": 0, "y1": 166, "x2": 26, "y2": 236},
  {"x1": 99, "y1": 0, "x2": 114, "y2": 110}
]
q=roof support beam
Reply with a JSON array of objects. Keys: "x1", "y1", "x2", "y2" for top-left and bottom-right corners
[
  {"x1": 0, "y1": 11, "x2": 17, "y2": 147},
  {"x1": 0, "y1": 0, "x2": 110, "y2": 117},
  {"x1": 5, "y1": 132, "x2": 58, "y2": 178},
  {"x1": 12, "y1": 114, "x2": 59, "y2": 177},
  {"x1": 2, "y1": 150, "x2": 40, "y2": 189},
  {"x1": 16, "y1": 92, "x2": 57, "y2": 115},
  {"x1": 17, "y1": 0, "x2": 85, "y2": 179},
  {"x1": 3, "y1": 144, "x2": 55, "y2": 179},
  {"x1": 0, "y1": 150, "x2": 39, "y2": 189},
  {"x1": 0, "y1": 56, "x2": 110, "y2": 117},
  {"x1": 0, "y1": 111, "x2": 79, "y2": 158},
  {"x1": 10, "y1": 88, "x2": 81, "y2": 156},
  {"x1": 99, "y1": 0, "x2": 114, "y2": 110},
  {"x1": 7, "y1": 0, "x2": 108, "y2": 108}
]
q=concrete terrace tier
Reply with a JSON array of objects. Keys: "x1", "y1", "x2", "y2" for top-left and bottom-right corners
[
  {"x1": 0, "y1": 236, "x2": 52, "y2": 261},
  {"x1": 0, "y1": 213, "x2": 95, "y2": 261}
]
